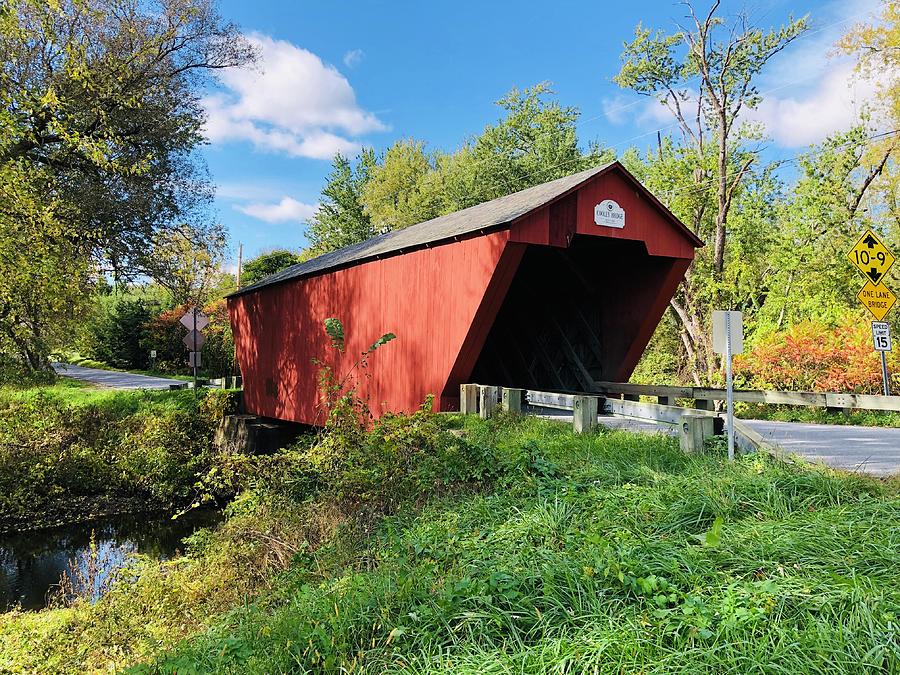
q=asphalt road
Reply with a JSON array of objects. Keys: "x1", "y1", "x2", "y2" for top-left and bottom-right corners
[
  {"x1": 52, "y1": 363, "x2": 186, "y2": 390},
  {"x1": 535, "y1": 407, "x2": 900, "y2": 477},
  {"x1": 743, "y1": 419, "x2": 900, "y2": 476}
]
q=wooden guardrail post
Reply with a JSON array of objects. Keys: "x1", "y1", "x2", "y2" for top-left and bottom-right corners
[
  {"x1": 573, "y1": 395, "x2": 598, "y2": 433},
  {"x1": 501, "y1": 387, "x2": 524, "y2": 413},
  {"x1": 657, "y1": 395, "x2": 673, "y2": 406},
  {"x1": 680, "y1": 414, "x2": 715, "y2": 453},
  {"x1": 460, "y1": 384, "x2": 479, "y2": 414},
  {"x1": 693, "y1": 399, "x2": 714, "y2": 411},
  {"x1": 479, "y1": 385, "x2": 498, "y2": 419}
]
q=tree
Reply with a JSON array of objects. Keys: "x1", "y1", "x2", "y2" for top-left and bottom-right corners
[
  {"x1": 141, "y1": 223, "x2": 228, "y2": 306},
  {"x1": 839, "y1": 0, "x2": 899, "y2": 253},
  {"x1": 840, "y1": 1, "x2": 900, "y2": 133},
  {"x1": 306, "y1": 83, "x2": 611, "y2": 257},
  {"x1": 83, "y1": 298, "x2": 157, "y2": 370},
  {"x1": 242, "y1": 249, "x2": 304, "y2": 287},
  {"x1": 615, "y1": 2, "x2": 807, "y2": 383},
  {"x1": 0, "y1": 164, "x2": 88, "y2": 370},
  {"x1": 758, "y1": 127, "x2": 895, "y2": 332},
  {"x1": 443, "y1": 82, "x2": 610, "y2": 210},
  {"x1": 306, "y1": 150, "x2": 378, "y2": 256},
  {"x1": 0, "y1": 0, "x2": 253, "y2": 371},
  {"x1": 363, "y1": 140, "x2": 439, "y2": 231}
]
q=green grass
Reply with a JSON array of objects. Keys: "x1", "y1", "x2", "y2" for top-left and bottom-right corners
[
  {"x1": 3, "y1": 413, "x2": 898, "y2": 673},
  {"x1": 146, "y1": 415, "x2": 899, "y2": 674},
  {"x1": 0, "y1": 377, "x2": 198, "y2": 412}
]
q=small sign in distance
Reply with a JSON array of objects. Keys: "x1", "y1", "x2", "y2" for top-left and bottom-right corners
[
  {"x1": 179, "y1": 308, "x2": 209, "y2": 332},
  {"x1": 183, "y1": 329, "x2": 206, "y2": 350}
]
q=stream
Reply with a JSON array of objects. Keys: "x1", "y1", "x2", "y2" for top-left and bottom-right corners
[{"x1": 0, "y1": 509, "x2": 222, "y2": 611}]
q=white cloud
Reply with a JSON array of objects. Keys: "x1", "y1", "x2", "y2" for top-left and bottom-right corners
[
  {"x1": 204, "y1": 33, "x2": 385, "y2": 159},
  {"x1": 747, "y1": 61, "x2": 882, "y2": 147},
  {"x1": 234, "y1": 197, "x2": 318, "y2": 224},
  {"x1": 600, "y1": 0, "x2": 884, "y2": 148},
  {"x1": 343, "y1": 49, "x2": 364, "y2": 68}
]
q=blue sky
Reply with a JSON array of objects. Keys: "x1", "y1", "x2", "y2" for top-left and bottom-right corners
[{"x1": 204, "y1": 0, "x2": 883, "y2": 263}]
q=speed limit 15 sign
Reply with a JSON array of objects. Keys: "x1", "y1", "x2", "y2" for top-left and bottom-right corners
[{"x1": 872, "y1": 321, "x2": 892, "y2": 352}]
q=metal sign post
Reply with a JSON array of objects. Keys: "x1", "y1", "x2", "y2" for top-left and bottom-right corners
[
  {"x1": 180, "y1": 307, "x2": 209, "y2": 397},
  {"x1": 713, "y1": 311, "x2": 744, "y2": 461},
  {"x1": 192, "y1": 308, "x2": 198, "y2": 395}
]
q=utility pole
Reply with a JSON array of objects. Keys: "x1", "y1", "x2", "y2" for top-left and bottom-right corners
[
  {"x1": 236, "y1": 242, "x2": 243, "y2": 290},
  {"x1": 233, "y1": 243, "x2": 243, "y2": 379}
]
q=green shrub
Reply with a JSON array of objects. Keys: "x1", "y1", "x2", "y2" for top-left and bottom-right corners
[
  {"x1": 81, "y1": 297, "x2": 158, "y2": 370},
  {"x1": 296, "y1": 400, "x2": 501, "y2": 506},
  {"x1": 0, "y1": 387, "x2": 237, "y2": 525}
]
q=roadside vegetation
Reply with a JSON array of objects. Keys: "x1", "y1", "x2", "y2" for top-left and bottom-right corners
[
  {"x1": 736, "y1": 404, "x2": 900, "y2": 428},
  {"x1": 1, "y1": 411, "x2": 897, "y2": 673},
  {"x1": 0, "y1": 382, "x2": 238, "y2": 532}
]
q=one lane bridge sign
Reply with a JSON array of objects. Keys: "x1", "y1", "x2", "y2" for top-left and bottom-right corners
[
  {"x1": 848, "y1": 229, "x2": 895, "y2": 285},
  {"x1": 857, "y1": 280, "x2": 897, "y2": 321}
]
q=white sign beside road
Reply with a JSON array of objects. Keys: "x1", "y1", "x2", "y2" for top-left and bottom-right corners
[
  {"x1": 872, "y1": 321, "x2": 892, "y2": 352},
  {"x1": 594, "y1": 200, "x2": 625, "y2": 229},
  {"x1": 712, "y1": 311, "x2": 744, "y2": 355},
  {"x1": 712, "y1": 310, "x2": 744, "y2": 463}
]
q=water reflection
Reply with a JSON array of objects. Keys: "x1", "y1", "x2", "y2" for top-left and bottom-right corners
[{"x1": 0, "y1": 509, "x2": 222, "y2": 611}]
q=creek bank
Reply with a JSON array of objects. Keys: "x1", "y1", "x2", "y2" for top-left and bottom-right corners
[
  {"x1": 0, "y1": 508, "x2": 223, "y2": 611},
  {"x1": 0, "y1": 494, "x2": 179, "y2": 536}
]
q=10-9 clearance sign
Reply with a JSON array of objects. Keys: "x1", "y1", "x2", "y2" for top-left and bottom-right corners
[{"x1": 848, "y1": 229, "x2": 897, "y2": 321}]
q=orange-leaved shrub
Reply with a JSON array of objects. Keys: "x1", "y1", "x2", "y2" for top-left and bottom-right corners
[
  {"x1": 144, "y1": 299, "x2": 234, "y2": 376},
  {"x1": 735, "y1": 317, "x2": 897, "y2": 394}
]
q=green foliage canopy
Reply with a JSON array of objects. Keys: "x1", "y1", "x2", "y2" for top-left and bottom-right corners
[
  {"x1": 0, "y1": 0, "x2": 252, "y2": 373},
  {"x1": 241, "y1": 249, "x2": 304, "y2": 287}
]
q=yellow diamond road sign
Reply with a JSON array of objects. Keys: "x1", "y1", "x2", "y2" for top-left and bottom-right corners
[
  {"x1": 848, "y1": 229, "x2": 896, "y2": 285},
  {"x1": 857, "y1": 281, "x2": 897, "y2": 321}
]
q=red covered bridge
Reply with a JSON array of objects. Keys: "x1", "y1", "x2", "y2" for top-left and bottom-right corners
[{"x1": 227, "y1": 161, "x2": 702, "y2": 426}]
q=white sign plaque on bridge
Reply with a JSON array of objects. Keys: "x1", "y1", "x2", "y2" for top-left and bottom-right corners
[
  {"x1": 594, "y1": 200, "x2": 625, "y2": 229},
  {"x1": 872, "y1": 321, "x2": 892, "y2": 352}
]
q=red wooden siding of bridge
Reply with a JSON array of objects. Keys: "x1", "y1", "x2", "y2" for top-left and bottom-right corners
[{"x1": 228, "y1": 162, "x2": 702, "y2": 425}]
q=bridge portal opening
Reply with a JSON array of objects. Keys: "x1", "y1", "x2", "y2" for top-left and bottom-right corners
[{"x1": 468, "y1": 235, "x2": 682, "y2": 393}]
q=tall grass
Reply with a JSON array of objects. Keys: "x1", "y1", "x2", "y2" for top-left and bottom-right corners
[{"x1": 147, "y1": 415, "x2": 899, "y2": 674}]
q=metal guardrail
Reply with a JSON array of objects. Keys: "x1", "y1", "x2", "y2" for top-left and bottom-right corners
[
  {"x1": 593, "y1": 381, "x2": 900, "y2": 413},
  {"x1": 170, "y1": 376, "x2": 242, "y2": 390},
  {"x1": 460, "y1": 384, "x2": 774, "y2": 456}
]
